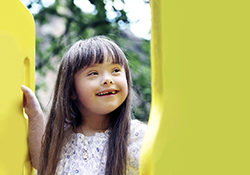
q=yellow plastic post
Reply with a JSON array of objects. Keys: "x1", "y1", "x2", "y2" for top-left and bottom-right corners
[
  {"x1": 0, "y1": 0, "x2": 35, "y2": 174},
  {"x1": 140, "y1": 0, "x2": 250, "y2": 175}
]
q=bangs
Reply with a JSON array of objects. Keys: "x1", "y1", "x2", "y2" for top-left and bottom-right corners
[{"x1": 68, "y1": 36, "x2": 127, "y2": 74}]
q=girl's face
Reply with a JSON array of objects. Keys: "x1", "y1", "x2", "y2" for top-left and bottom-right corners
[{"x1": 73, "y1": 59, "x2": 128, "y2": 118}]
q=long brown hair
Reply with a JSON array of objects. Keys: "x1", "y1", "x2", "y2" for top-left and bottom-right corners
[{"x1": 38, "y1": 36, "x2": 132, "y2": 175}]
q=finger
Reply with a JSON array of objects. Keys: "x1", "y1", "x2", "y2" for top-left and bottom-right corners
[
  {"x1": 21, "y1": 85, "x2": 36, "y2": 108},
  {"x1": 23, "y1": 92, "x2": 27, "y2": 107},
  {"x1": 21, "y1": 85, "x2": 28, "y2": 107},
  {"x1": 21, "y1": 85, "x2": 34, "y2": 99}
]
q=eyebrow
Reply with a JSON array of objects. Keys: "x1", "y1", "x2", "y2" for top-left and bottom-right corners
[{"x1": 87, "y1": 62, "x2": 121, "y2": 68}]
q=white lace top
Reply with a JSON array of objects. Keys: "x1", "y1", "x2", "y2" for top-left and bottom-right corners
[{"x1": 56, "y1": 120, "x2": 147, "y2": 175}]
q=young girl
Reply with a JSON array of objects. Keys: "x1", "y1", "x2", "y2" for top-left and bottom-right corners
[{"x1": 22, "y1": 36, "x2": 147, "y2": 175}]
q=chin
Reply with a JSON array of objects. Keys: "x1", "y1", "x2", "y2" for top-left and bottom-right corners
[{"x1": 99, "y1": 105, "x2": 121, "y2": 116}]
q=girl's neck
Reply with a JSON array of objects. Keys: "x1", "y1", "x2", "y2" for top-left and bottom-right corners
[{"x1": 76, "y1": 114, "x2": 109, "y2": 136}]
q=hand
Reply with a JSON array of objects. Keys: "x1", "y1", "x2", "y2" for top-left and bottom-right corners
[
  {"x1": 21, "y1": 85, "x2": 43, "y2": 119},
  {"x1": 21, "y1": 85, "x2": 45, "y2": 169}
]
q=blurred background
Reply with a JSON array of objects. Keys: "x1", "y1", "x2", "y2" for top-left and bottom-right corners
[{"x1": 21, "y1": 0, "x2": 151, "y2": 122}]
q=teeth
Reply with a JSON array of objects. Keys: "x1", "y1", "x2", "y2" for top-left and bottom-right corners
[{"x1": 97, "y1": 91, "x2": 116, "y2": 96}]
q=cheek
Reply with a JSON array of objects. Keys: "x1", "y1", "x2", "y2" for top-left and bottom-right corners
[
  {"x1": 125, "y1": 83, "x2": 129, "y2": 97},
  {"x1": 122, "y1": 82, "x2": 129, "y2": 101},
  {"x1": 74, "y1": 82, "x2": 89, "y2": 101},
  {"x1": 123, "y1": 75, "x2": 129, "y2": 97}
]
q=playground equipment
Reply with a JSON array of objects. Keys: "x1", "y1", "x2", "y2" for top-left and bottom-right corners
[
  {"x1": 1, "y1": 0, "x2": 250, "y2": 174},
  {"x1": 139, "y1": 0, "x2": 250, "y2": 175},
  {"x1": 0, "y1": 0, "x2": 35, "y2": 174}
]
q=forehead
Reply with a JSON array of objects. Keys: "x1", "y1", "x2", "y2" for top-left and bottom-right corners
[
  {"x1": 69, "y1": 38, "x2": 128, "y2": 74},
  {"x1": 83, "y1": 47, "x2": 125, "y2": 71},
  {"x1": 75, "y1": 60, "x2": 124, "y2": 77},
  {"x1": 84, "y1": 58, "x2": 123, "y2": 69},
  {"x1": 91, "y1": 46, "x2": 122, "y2": 64}
]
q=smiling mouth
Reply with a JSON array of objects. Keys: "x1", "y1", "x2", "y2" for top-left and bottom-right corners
[{"x1": 96, "y1": 90, "x2": 118, "y2": 96}]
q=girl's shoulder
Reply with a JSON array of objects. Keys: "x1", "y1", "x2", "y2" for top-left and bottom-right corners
[
  {"x1": 126, "y1": 120, "x2": 147, "y2": 173},
  {"x1": 130, "y1": 119, "x2": 148, "y2": 142},
  {"x1": 130, "y1": 119, "x2": 147, "y2": 130}
]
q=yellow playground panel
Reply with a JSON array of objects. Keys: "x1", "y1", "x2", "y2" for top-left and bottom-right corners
[
  {"x1": 1, "y1": 0, "x2": 250, "y2": 175},
  {"x1": 0, "y1": 0, "x2": 35, "y2": 174},
  {"x1": 140, "y1": 0, "x2": 250, "y2": 175}
]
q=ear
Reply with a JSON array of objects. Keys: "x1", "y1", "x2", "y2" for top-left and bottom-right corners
[
  {"x1": 71, "y1": 95, "x2": 76, "y2": 100},
  {"x1": 71, "y1": 90, "x2": 77, "y2": 100}
]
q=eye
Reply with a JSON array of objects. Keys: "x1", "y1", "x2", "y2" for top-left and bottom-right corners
[
  {"x1": 87, "y1": 71, "x2": 98, "y2": 76},
  {"x1": 112, "y1": 68, "x2": 121, "y2": 73}
]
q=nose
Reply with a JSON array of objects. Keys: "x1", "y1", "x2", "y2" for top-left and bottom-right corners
[{"x1": 101, "y1": 76, "x2": 114, "y2": 85}]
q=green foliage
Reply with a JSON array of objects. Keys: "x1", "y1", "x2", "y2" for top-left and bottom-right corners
[{"x1": 25, "y1": 0, "x2": 151, "y2": 122}]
